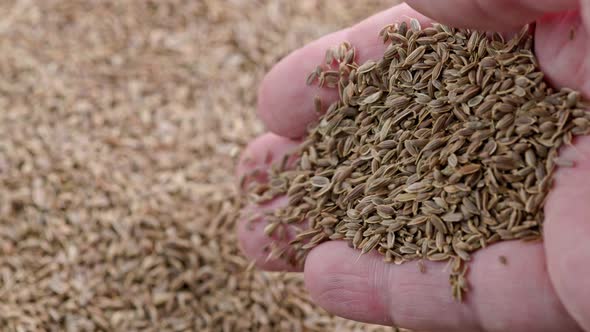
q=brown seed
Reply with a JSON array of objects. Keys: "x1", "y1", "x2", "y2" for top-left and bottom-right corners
[
  {"x1": 314, "y1": 96, "x2": 323, "y2": 114},
  {"x1": 405, "y1": 181, "x2": 432, "y2": 193},
  {"x1": 429, "y1": 215, "x2": 447, "y2": 234},
  {"x1": 410, "y1": 18, "x2": 422, "y2": 31},
  {"x1": 310, "y1": 176, "x2": 331, "y2": 188},
  {"x1": 442, "y1": 212, "x2": 463, "y2": 222},
  {"x1": 362, "y1": 234, "x2": 382, "y2": 254},
  {"x1": 458, "y1": 164, "x2": 481, "y2": 175},
  {"x1": 376, "y1": 204, "x2": 395, "y2": 216},
  {"x1": 361, "y1": 90, "x2": 384, "y2": 105},
  {"x1": 405, "y1": 46, "x2": 427, "y2": 65},
  {"x1": 395, "y1": 193, "x2": 418, "y2": 202},
  {"x1": 357, "y1": 60, "x2": 377, "y2": 74},
  {"x1": 252, "y1": 22, "x2": 590, "y2": 306}
]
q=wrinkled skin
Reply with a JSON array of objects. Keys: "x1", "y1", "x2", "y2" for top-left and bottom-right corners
[{"x1": 236, "y1": 1, "x2": 590, "y2": 331}]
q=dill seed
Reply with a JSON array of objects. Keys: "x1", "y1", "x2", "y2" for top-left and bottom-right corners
[{"x1": 248, "y1": 21, "x2": 590, "y2": 303}]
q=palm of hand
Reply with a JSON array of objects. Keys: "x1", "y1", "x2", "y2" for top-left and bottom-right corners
[{"x1": 238, "y1": 3, "x2": 590, "y2": 331}]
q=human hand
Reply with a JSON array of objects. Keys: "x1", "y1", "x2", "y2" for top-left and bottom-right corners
[{"x1": 237, "y1": 1, "x2": 590, "y2": 331}]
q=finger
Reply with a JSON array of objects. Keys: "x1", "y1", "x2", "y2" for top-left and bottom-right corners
[
  {"x1": 238, "y1": 196, "x2": 301, "y2": 272},
  {"x1": 304, "y1": 241, "x2": 580, "y2": 332},
  {"x1": 535, "y1": 10, "x2": 590, "y2": 97},
  {"x1": 237, "y1": 133, "x2": 302, "y2": 271},
  {"x1": 236, "y1": 132, "x2": 300, "y2": 183},
  {"x1": 258, "y1": 3, "x2": 431, "y2": 139},
  {"x1": 406, "y1": 0, "x2": 578, "y2": 31},
  {"x1": 544, "y1": 135, "x2": 590, "y2": 331}
]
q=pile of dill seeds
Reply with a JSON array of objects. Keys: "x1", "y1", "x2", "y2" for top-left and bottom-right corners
[{"x1": 248, "y1": 20, "x2": 590, "y2": 300}]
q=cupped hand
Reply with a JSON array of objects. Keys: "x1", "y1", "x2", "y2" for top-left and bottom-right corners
[{"x1": 237, "y1": 1, "x2": 590, "y2": 331}]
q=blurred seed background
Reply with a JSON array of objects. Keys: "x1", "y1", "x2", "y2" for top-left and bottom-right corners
[{"x1": 0, "y1": 0, "x2": 408, "y2": 331}]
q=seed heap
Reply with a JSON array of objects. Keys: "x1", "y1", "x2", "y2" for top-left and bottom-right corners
[{"x1": 248, "y1": 21, "x2": 590, "y2": 300}]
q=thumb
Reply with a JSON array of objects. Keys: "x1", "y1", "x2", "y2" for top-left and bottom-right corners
[
  {"x1": 544, "y1": 135, "x2": 590, "y2": 331},
  {"x1": 303, "y1": 241, "x2": 579, "y2": 331}
]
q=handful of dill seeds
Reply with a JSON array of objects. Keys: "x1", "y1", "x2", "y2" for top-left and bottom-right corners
[{"x1": 246, "y1": 20, "x2": 590, "y2": 300}]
